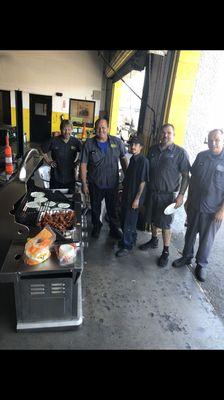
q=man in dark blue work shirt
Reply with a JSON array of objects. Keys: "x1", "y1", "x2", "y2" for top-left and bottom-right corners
[
  {"x1": 139, "y1": 124, "x2": 190, "y2": 267},
  {"x1": 172, "y1": 129, "x2": 224, "y2": 282},
  {"x1": 80, "y1": 118, "x2": 128, "y2": 239},
  {"x1": 41, "y1": 120, "x2": 82, "y2": 190},
  {"x1": 116, "y1": 136, "x2": 149, "y2": 257}
]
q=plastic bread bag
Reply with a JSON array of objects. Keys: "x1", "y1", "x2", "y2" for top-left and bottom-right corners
[{"x1": 24, "y1": 225, "x2": 56, "y2": 266}]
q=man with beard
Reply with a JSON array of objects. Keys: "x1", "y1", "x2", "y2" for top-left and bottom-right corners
[{"x1": 139, "y1": 124, "x2": 190, "y2": 267}]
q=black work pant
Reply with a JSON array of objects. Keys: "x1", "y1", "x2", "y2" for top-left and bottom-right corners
[
  {"x1": 88, "y1": 182, "x2": 120, "y2": 231},
  {"x1": 183, "y1": 208, "x2": 222, "y2": 268},
  {"x1": 50, "y1": 175, "x2": 75, "y2": 191}
]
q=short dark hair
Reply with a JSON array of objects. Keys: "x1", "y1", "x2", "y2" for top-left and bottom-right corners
[
  {"x1": 95, "y1": 117, "x2": 109, "y2": 130},
  {"x1": 128, "y1": 135, "x2": 144, "y2": 147},
  {"x1": 60, "y1": 119, "x2": 73, "y2": 131},
  {"x1": 161, "y1": 123, "x2": 175, "y2": 131}
]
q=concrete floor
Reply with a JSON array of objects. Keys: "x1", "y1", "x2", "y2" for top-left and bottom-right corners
[{"x1": 1, "y1": 212, "x2": 224, "y2": 349}]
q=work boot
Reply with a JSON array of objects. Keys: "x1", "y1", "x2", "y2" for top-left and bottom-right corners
[
  {"x1": 115, "y1": 248, "x2": 130, "y2": 257},
  {"x1": 195, "y1": 264, "x2": 207, "y2": 282},
  {"x1": 172, "y1": 256, "x2": 192, "y2": 268},
  {"x1": 139, "y1": 237, "x2": 159, "y2": 250},
  {"x1": 109, "y1": 228, "x2": 123, "y2": 240},
  {"x1": 158, "y1": 250, "x2": 169, "y2": 267}
]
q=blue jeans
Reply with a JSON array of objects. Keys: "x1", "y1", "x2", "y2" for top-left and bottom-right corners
[{"x1": 120, "y1": 207, "x2": 139, "y2": 250}]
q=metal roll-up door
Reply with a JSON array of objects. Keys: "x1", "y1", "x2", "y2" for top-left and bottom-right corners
[{"x1": 104, "y1": 50, "x2": 137, "y2": 79}]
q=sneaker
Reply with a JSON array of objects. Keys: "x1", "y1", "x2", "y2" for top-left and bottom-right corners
[
  {"x1": 115, "y1": 248, "x2": 130, "y2": 257},
  {"x1": 172, "y1": 256, "x2": 192, "y2": 268},
  {"x1": 109, "y1": 228, "x2": 123, "y2": 240},
  {"x1": 158, "y1": 251, "x2": 169, "y2": 267},
  {"x1": 195, "y1": 264, "x2": 207, "y2": 282},
  {"x1": 139, "y1": 237, "x2": 159, "y2": 250}
]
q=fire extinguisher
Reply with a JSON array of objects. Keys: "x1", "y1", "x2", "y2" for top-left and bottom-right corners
[{"x1": 5, "y1": 132, "x2": 13, "y2": 180}]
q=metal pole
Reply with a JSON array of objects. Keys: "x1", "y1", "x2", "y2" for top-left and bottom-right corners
[{"x1": 15, "y1": 90, "x2": 24, "y2": 159}]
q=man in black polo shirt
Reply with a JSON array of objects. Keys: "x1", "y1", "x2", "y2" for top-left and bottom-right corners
[
  {"x1": 41, "y1": 120, "x2": 82, "y2": 190},
  {"x1": 80, "y1": 118, "x2": 128, "y2": 239},
  {"x1": 139, "y1": 123, "x2": 190, "y2": 267},
  {"x1": 172, "y1": 129, "x2": 224, "y2": 282},
  {"x1": 116, "y1": 136, "x2": 149, "y2": 257}
]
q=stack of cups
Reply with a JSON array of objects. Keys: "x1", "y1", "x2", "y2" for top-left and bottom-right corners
[{"x1": 59, "y1": 244, "x2": 77, "y2": 265}]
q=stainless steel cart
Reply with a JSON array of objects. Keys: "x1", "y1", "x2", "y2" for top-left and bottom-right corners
[{"x1": 0, "y1": 149, "x2": 87, "y2": 332}]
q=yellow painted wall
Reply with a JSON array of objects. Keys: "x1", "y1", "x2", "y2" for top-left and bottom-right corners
[
  {"x1": 11, "y1": 109, "x2": 99, "y2": 142},
  {"x1": 109, "y1": 81, "x2": 122, "y2": 135},
  {"x1": 11, "y1": 106, "x2": 30, "y2": 140},
  {"x1": 11, "y1": 107, "x2": 16, "y2": 126},
  {"x1": 167, "y1": 51, "x2": 201, "y2": 146},
  {"x1": 23, "y1": 108, "x2": 30, "y2": 141},
  {"x1": 51, "y1": 112, "x2": 69, "y2": 133}
]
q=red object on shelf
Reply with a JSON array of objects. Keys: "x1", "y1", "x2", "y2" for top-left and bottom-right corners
[
  {"x1": 5, "y1": 133, "x2": 13, "y2": 180},
  {"x1": 81, "y1": 122, "x2": 87, "y2": 140}
]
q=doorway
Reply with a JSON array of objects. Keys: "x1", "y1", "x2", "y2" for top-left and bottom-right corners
[
  {"x1": 109, "y1": 69, "x2": 145, "y2": 140},
  {"x1": 30, "y1": 94, "x2": 52, "y2": 143},
  {"x1": 0, "y1": 90, "x2": 11, "y2": 125}
]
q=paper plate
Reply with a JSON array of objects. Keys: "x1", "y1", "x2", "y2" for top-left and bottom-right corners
[
  {"x1": 164, "y1": 203, "x2": 178, "y2": 215},
  {"x1": 26, "y1": 201, "x2": 40, "y2": 209},
  {"x1": 48, "y1": 201, "x2": 56, "y2": 207},
  {"x1": 30, "y1": 192, "x2": 45, "y2": 197},
  {"x1": 37, "y1": 197, "x2": 48, "y2": 203},
  {"x1": 58, "y1": 203, "x2": 70, "y2": 209}
]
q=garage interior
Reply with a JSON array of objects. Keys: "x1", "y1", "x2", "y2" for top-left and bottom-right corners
[{"x1": 0, "y1": 50, "x2": 224, "y2": 349}]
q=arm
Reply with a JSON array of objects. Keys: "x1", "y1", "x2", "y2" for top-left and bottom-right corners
[
  {"x1": 80, "y1": 162, "x2": 89, "y2": 195},
  {"x1": 80, "y1": 141, "x2": 89, "y2": 194},
  {"x1": 119, "y1": 138, "x2": 128, "y2": 174},
  {"x1": 41, "y1": 151, "x2": 57, "y2": 168},
  {"x1": 120, "y1": 156, "x2": 129, "y2": 174},
  {"x1": 175, "y1": 171, "x2": 190, "y2": 208},
  {"x1": 74, "y1": 139, "x2": 82, "y2": 163},
  {"x1": 132, "y1": 182, "x2": 146, "y2": 209},
  {"x1": 40, "y1": 139, "x2": 57, "y2": 168}
]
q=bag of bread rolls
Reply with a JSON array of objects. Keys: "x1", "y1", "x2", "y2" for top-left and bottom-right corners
[{"x1": 24, "y1": 225, "x2": 56, "y2": 265}]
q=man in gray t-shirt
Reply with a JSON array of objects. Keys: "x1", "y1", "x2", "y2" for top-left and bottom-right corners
[
  {"x1": 139, "y1": 124, "x2": 190, "y2": 268},
  {"x1": 172, "y1": 129, "x2": 224, "y2": 282}
]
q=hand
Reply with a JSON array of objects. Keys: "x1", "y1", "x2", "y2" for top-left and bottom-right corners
[
  {"x1": 132, "y1": 198, "x2": 139, "y2": 209},
  {"x1": 50, "y1": 160, "x2": 57, "y2": 168},
  {"x1": 82, "y1": 182, "x2": 89, "y2": 195},
  {"x1": 174, "y1": 194, "x2": 184, "y2": 209},
  {"x1": 214, "y1": 209, "x2": 224, "y2": 223}
]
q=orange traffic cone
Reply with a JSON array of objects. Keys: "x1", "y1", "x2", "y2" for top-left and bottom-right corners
[{"x1": 5, "y1": 132, "x2": 13, "y2": 180}]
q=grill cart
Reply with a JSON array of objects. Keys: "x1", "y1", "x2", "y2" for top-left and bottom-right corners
[{"x1": 0, "y1": 149, "x2": 87, "y2": 332}]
